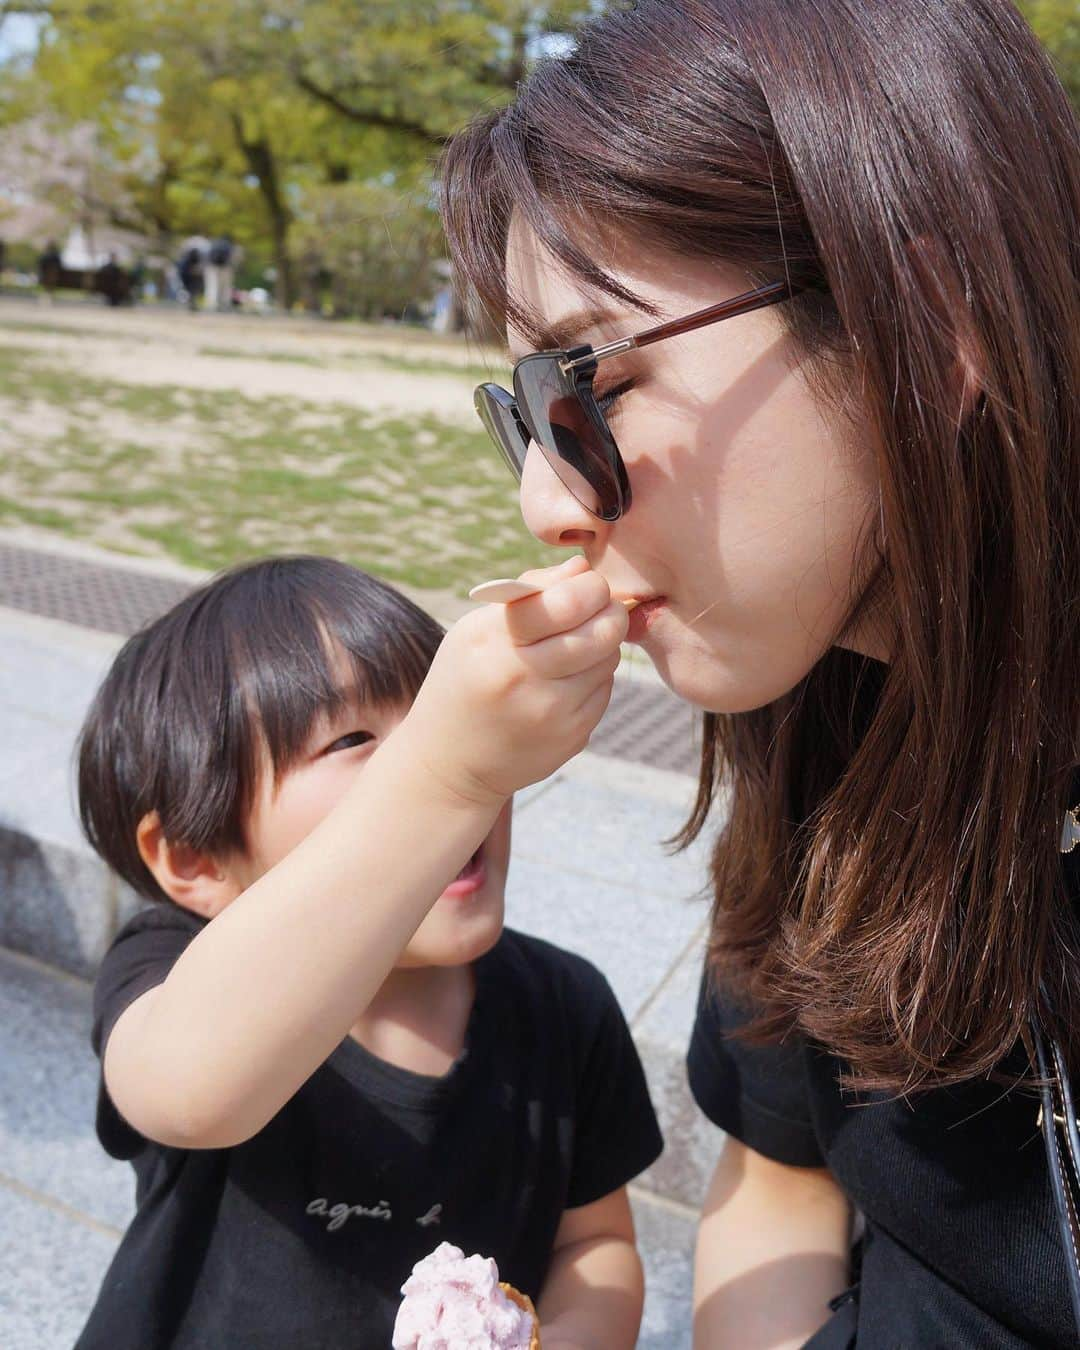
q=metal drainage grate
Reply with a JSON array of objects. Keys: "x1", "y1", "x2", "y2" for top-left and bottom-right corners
[
  {"x1": 591, "y1": 674, "x2": 700, "y2": 778},
  {"x1": 0, "y1": 544, "x2": 195, "y2": 638},
  {"x1": 0, "y1": 542, "x2": 699, "y2": 777}
]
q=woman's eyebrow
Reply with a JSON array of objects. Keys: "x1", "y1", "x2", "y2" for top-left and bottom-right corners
[{"x1": 528, "y1": 304, "x2": 624, "y2": 352}]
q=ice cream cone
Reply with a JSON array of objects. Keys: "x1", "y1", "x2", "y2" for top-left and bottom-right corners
[
  {"x1": 393, "y1": 1242, "x2": 542, "y2": 1349},
  {"x1": 499, "y1": 1284, "x2": 541, "y2": 1349}
]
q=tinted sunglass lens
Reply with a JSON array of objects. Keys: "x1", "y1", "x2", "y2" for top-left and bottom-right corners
[
  {"x1": 475, "y1": 385, "x2": 528, "y2": 478},
  {"x1": 514, "y1": 356, "x2": 623, "y2": 521}
]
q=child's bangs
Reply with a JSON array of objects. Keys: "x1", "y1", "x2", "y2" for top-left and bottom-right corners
[{"x1": 222, "y1": 557, "x2": 444, "y2": 786}]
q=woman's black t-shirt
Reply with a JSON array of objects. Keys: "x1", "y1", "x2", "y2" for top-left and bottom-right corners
[
  {"x1": 688, "y1": 651, "x2": 1080, "y2": 1348},
  {"x1": 77, "y1": 905, "x2": 663, "y2": 1349},
  {"x1": 688, "y1": 962, "x2": 1077, "y2": 1348}
]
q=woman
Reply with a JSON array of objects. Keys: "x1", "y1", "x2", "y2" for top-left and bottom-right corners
[{"x1": 439, "y1": 0, "x2": 1080, "y2": 1345}]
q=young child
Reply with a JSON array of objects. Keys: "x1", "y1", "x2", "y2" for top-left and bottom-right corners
[{"x1": 74, "y1": 554, "x2": 662, "y2": 1350}]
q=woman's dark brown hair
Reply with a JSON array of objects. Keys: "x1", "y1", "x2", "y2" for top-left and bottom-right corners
[{"x1": 440, "y1": 0, "x2": 1080, "y2": 1091}]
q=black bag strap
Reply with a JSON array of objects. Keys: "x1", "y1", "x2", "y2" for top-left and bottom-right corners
[
  {"x1": 1033, "y1": 799, "x2": 1080, "y2": 1333},
  {"x1": 1031, "y1": 1013, "x2": 1080, "y2": 1333}
]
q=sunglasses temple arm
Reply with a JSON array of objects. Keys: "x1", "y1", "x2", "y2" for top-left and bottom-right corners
[
  {"x1": 562, "y1": 279, "x2": 805, "y2": 372},
  {"x1": 633, "y1": 279, "x2": 802, "y2": 348},
  {"x1": 560, "y1": 303, "x2": 743, "y2": 372}
]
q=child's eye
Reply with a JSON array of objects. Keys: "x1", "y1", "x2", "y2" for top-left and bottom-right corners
[{"x1": 324, "y1": 730, "x2": 375, "y2": 755}]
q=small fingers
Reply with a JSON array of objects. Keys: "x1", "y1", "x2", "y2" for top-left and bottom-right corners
[
  {"x1": 571, "y1": 674, "x2": 618, "y2": 751},
  {"x1": 515, "y1": 604, "x2": 628, "y2": 679},
  {"x1": 515, "y1": 555, "x2": 589, "y2": 590},
  {"x1": 526, "y1": 655, "x2": 617, "y2": 758},
  {"x1": 504, "y1": 569, "x2": 613, "y2": 647}
]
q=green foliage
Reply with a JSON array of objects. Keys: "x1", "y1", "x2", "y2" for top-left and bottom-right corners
[
  {"x1": 1018, "y1": 0, "x2": 1080, "y2": 109},
  {"x1": 9, "y1": 0, "x2": 1068, "y2": 318},
  {"x1": 1, "y1": 240, "x2": 39, "y2": 273},
  {"x1": 291, "y1": 181, "x2": 442, "y2": 319},
  {"x1": 0, "y1": 0, "x2": 601, "y2": 313},
  {"x1": 282, "y1": 0, "x2": 597, "y2": 139}
]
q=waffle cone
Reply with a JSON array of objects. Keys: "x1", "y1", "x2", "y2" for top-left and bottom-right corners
[{"x1": 499, "y1": 1282, "x2": 541, "y2": 1349}]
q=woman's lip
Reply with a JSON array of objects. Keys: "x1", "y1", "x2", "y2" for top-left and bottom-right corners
[{"x1": 626, "y1": 597, "x2": 667, "y2": 642}]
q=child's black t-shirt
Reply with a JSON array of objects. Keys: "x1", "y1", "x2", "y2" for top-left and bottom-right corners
[{"x1": 77, "y1": 905, "x2": 663, "y2": 1349}]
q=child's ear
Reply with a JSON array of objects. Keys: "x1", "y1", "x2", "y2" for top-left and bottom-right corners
[{"x1": 136, "y1": 811, "x2": 241, "y2": 919}]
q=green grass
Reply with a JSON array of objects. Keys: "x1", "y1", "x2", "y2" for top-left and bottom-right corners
[
  {"x1": 0, "y1": 318, "x2": 97, "y2": 338},
  {"x1": 368, "y1": 352, "x2": 508, "y2": 384},
  {"x1": 196, "y1": 343, "x2": 507, "y2": 384},
  {"x1": 198, "y1": 345, "x2": 324, "y2": 366},
  {"x1": 0, "y1": 345, "x2": 547, "y2": 592}
]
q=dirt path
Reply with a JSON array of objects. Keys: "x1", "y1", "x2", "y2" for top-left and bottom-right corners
[
  {"x1": 0, "y1": 295, "x2": 499, "y2": 363},
  {"x1": 0, "y1": 297, "x2": 503, "y2": 425}
]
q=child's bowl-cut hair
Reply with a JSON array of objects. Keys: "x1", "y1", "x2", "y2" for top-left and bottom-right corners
[{"x1": 77, "y1": 556, "x2": 444, "y2": 903}]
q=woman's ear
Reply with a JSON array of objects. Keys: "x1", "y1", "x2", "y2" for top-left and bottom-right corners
[{"x1": 136, "y1": 811, "x2": 241, "y2": 919}]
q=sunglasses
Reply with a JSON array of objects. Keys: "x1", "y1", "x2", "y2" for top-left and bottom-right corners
[{"x1": 475, "y1": 278, "x2": 807, "y2": 522}]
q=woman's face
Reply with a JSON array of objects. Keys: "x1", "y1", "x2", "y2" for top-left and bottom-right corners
[{"x1": 506, "y1": 222, "x2": 884, "y2": 713}]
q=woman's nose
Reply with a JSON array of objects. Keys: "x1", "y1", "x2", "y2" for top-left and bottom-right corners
[{"x1": 519, "y1": 442, "x2": 603, "y2": 549}]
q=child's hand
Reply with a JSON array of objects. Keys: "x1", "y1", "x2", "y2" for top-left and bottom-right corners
[{"x1": 402, "y1": 556, "x2": 627, "y2": 806}]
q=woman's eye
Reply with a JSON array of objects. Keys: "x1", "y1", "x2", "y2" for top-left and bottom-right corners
[
  {"x1": 325, "y1": 730, "x2": 375, "y2": 754},
  {"x1": 595, "y1": 380, "x2": 634, "y2": 418}
]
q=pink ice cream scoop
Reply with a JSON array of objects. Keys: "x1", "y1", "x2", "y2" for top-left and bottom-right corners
[{"x1": 391, "y1": 1241, "x2": 538, "y2": 1350}]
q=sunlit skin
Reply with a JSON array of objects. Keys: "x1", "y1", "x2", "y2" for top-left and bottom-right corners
[
  {"x1": 165, "y1": 643, "x2": 513, "y2": 1073},
  {"x1": 228, "y1": 689, "x2": 512, "y2": 1070},
  {"x1": 507, "y1": 220, "x2": 887, "y2": 713},
  {"x1": 229, "y1": 696, "x2": 512, "y2": 972}
]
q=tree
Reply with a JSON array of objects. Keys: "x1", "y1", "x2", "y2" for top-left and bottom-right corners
[
  {"x1": 291, "y1": 180, "x2": 441, "y2": 318},
  {"x1": 0, "y1": 115, "x2": 138, "y2": 252},
  {"x1": 0, "y1": 2, "x2": 631, "y2": 311},
  {"x1": 1, "y1": 1, "x2": 331, "y2": 304},
  {"x1": 280, "y1": 0, "x2": 599, "y2": 142},
  {"x1": 1018, "y1": 0, "x2": 1080, "y2": 109}
]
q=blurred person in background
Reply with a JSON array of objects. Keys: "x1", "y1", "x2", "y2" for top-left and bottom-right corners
[
  {"x1": 96, "y1": 254, "x2": 128, "y2": 307},
  {"x1": 177, "y1": 239, "x2": 205, "y2": 312},
  {"x1": 205, "y1": 234, "x2": 236, "y2": 311},
  {"x1": 37, "y1": 238, "x2": 61, "y2": 302}
]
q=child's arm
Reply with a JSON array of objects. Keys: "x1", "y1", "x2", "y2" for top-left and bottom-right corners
[
  {"x1": 536, "y1": 1187, "x2": 644, "y2": 1350},
  {"x1": 692, "y1": 1137, "x2": 853, "y2": 1350},
  {"x1": 103, "y1": 558, "x2": 627, "y2": 1149}
]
